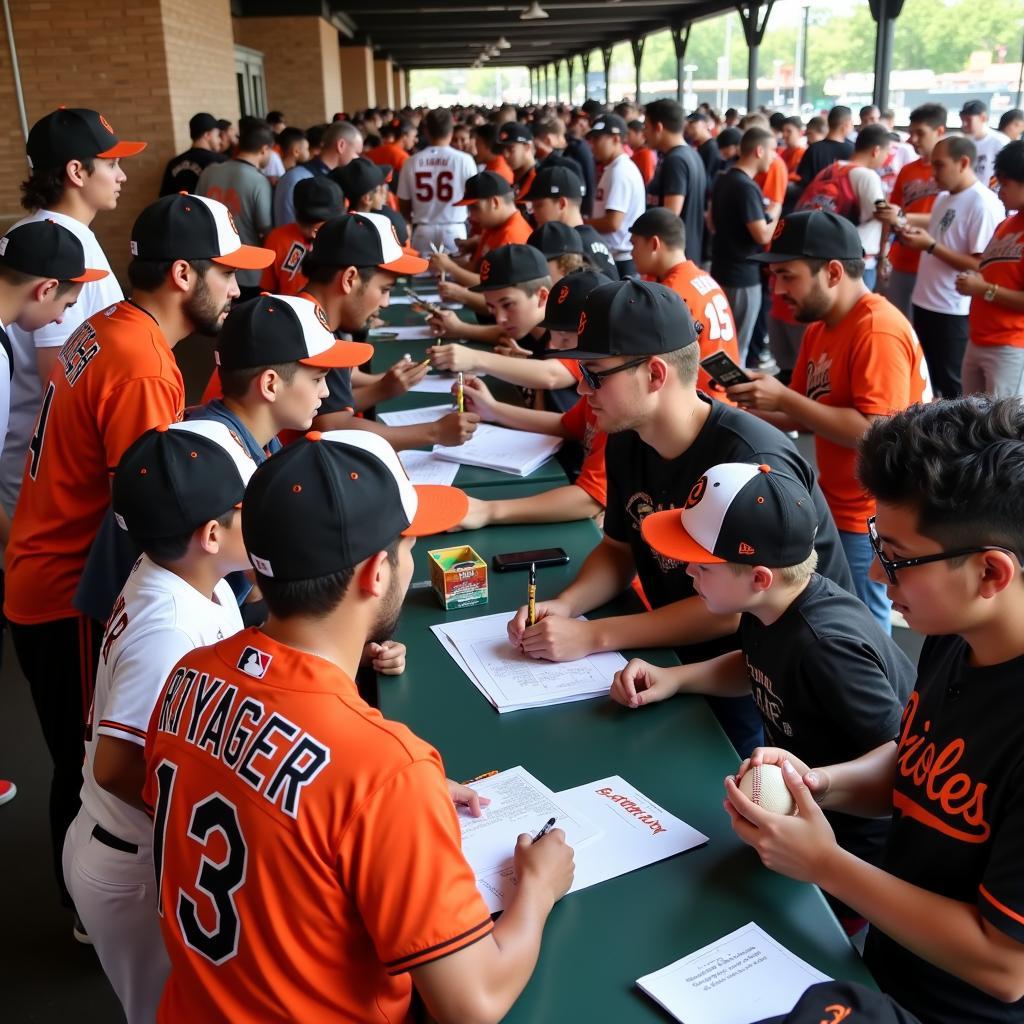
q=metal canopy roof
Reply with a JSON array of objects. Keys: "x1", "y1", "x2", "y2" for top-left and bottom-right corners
[{"x1": 234, "y1": 0, "x2": 741, "y2": 70}]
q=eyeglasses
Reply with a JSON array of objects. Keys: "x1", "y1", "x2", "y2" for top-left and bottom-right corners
[
  {"x1": 578, "y1": 356, "x2": 649, "y2": 391},
  {"x1": 867, "y1": 515, "x2": 1017, "y2": 585}
]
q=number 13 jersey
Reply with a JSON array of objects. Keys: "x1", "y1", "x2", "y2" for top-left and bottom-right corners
[{"x1": 397, "y1": 145, "x2": 478, "y2": 227}]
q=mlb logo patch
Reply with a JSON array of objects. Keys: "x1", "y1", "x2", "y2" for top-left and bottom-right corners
[{"x1": 238, "y1": 646, "x2": 273, "y2": 678}]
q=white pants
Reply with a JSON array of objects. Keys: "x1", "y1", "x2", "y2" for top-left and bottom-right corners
[
  {"x1": 63, "y1": 810, "x2": 169, "y2": 1024},
  {"x1": 962, "y1": 342, "x2": 1024, "y2": 399},
  {"x1": 411, "y1": 222, "x2": 468, "y2": 258}
]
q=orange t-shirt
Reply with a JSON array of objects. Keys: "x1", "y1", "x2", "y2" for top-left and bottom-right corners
[
  {"x1": 560, "y1": 396, "x2": 607, "y2": 506},
  {"x1": 754, "y1": 154, "x2": 788, "y2": 206},
  {"x1": 259, "y1": 222, "x2": 313, "y2": 296},
  {"x1": 143, "y1": 629, "x2": 493, "y2": 1024},
  {"x1": 888, "y1": 158, "x2": 942, "y2": 274},
  {"x1": 485, "y1": 154, "x2": 515, "y2": 185},
  {"x1": 970, "y1": 212, "x2": 1024, "y2": 348},
  {"x1": 660, "y1": 261, "x2": 741, "y2": 405},
  {"x1": 474, "y1": 209, "x2": 533, "y2": 266},
  {"x1": 780, "y1": 146, "x2": 806, "y2": 182},
  {"x1": 631, "y1": 147, "x2": 658, "y2": 187},
  {"x1": 5, "y1": 302, "x2": 185, "y2": 623},
  {"x1": 366, "y1": 142, "x2": 410, "y2": 173},
  {"x1": 790, "y1": 292, "x2": 931, "y2": 532},
  {"x1": 513, "y1": 165, "x2": 537, "y2": 210}
]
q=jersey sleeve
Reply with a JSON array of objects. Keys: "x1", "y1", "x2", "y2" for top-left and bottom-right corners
[
  {"x1": 978, "y1": 772, "x2": 1024, "y2": 944},
  {"x1": 848, "y1": 323, "x2": 917, "y2": 416},
  {"x1": 97, "y1": 376, "x2": 184, "y2": 471},
  {"x1": 570, "y1": 428, "x2": 607, "y2": 506},
  {"x1": 967, "y1": 197, "x2": 1002, "y2": 255},
  {"x1": 343, "y1": 758, "x2": 493, "y2": 973}
]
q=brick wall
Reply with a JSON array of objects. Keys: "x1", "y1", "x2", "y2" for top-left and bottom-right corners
[{"x1": 340, "y1": 45, "x2": 375, "y2": 112}]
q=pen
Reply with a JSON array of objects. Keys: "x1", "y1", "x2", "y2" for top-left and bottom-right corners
[
  {"x1": 527, "y1": 561, "x2": 537, "y2": 627},
  {"x1": 462, "y1": 769, "x2": 499, "y2": 784},
  {"x1": 457, "y1": 371, "x2": 465, "y2": 413},
  {"x1": 532, "y1": 817, "x2": 556, "y2": 843}
]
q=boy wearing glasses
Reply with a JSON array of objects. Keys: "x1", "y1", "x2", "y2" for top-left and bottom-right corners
[{"x1": 726, "y1": 397, "x2": 1024, "y2": 1023}]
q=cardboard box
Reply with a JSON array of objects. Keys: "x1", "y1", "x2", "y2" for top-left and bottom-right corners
[{"x1": 428, "y1": 544, "x2": 488, "y2": 610}]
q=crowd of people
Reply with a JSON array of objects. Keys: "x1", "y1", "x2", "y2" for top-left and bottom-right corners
[{"x1": 1, "y1": 88, "x2": 1023, "y2": 1024}]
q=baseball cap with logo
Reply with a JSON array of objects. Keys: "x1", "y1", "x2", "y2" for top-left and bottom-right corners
[
  {"x1": 752, "y1": 210, "x2": 864, "y2": 264},
  {"x1": 751, "y1": 980, "x2": 922, "y2": 1024},
  {"x1": 471, "y1": 243, "x2": 549, "y2": 292},
  {"x1": 564, "y1": 278, "x2": 699, "y2": 360},
  {"x1": 26, "y1": 108, "x2": 146, "y2": 171},
  {"x1": 0, "y1": 220, "x2": 107, "y2": 282},
  {"x1": 587, "y1": 113, "x2": 628, "y2": 139},
  {"x1": 130, "y1": 194, "x2": 275, "y2": 270},
  {"x1": 189, "y1": 112, "x2": 219, "y2": 138},
  {"x1": 454, "y1": 170, "x2": 514, "y2": 206},
  {"x1": 641, "y1": 462, "x2": 817, "y2": 566},
  {"x1": 293, "y1": 176, "x2": 345, "y2": 223},
  {"x1": 216, "y1": 294, "x2": 373, "y2": 371},
  {"x1": 497, "y1": 122, "x2": 533, "y2": 146},
  {"x1": 528, "y1": 221, "x2": 584, "y2": 259},
  {"x1": 541, "y1": 269, "x2": 612, "y2": 332},
  {"x1": 524, "y1": 165, "x2": 584, "y2": 202},
  {"x1": 242, "y1": 430, "x2": 469, "y2": 581},
  {"x1": 303, "y1": 212, "x2": 428, "y2": 275},
  {"x1": 329, "y1": 157, "x2": 388, "y2": 201},
  {"x1": 112, "y1": 420, "x2": 255, "y2": 543}
]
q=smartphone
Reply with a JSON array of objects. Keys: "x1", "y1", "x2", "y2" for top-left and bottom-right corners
[
  {"x1": 700, "y1": 351, "x2": 752, "y2": 388},
  {"x1": 492, "y1": 547, "x2": 570, "y2": 572},
  {"x1": 404, "y1": 288, "x2": 442, "y2": 316}
]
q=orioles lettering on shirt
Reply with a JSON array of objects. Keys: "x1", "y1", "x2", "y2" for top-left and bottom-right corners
[
  {"x1": 58, "y1": 320, "x2": 102, "y2": 388},
  {"x1": 155, "y1": 663, "x2": 330, "y2": 819}
]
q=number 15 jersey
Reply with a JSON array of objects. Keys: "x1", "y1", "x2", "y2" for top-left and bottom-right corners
[{"x1": 397, "y1": 145, "x2": 477, "y2": 227}]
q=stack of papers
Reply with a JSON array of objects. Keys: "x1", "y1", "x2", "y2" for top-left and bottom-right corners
[
  {"x1": 636, "y1": 922, "x2": 830, "y2": 1024},
  {"x1": 431, "y1": 610, "x2": 626, "y2": 713},
  {"x1": 378, "y1": 405, "x2": 450, "y2": 427},
  {"x1": 369, "y1": 324, "x2": 437, "y2": 341},
  {"x1": 398, "y1": 450, "x2": 460, "y2": 487},
  {"x1": 432, "y1": 423, "x2": 562, "y2": 477}
]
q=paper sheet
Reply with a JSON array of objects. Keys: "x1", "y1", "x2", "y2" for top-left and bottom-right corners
[
  {"x1": 432, "y1": 423, "x2": 562, "y2": 476},
  {"x1": 430, "y1": 610, "x2": 626, "y2": 713},
  {"x1": 369, "y1": 324, "x2": 438, "y2": 341},
  {"x1": 409, "y1": 375, "x2": 463, "y2": 395},
  {"x1": 378, "y1": 405, "x2": 451, "y2": 427},
  {"x1": 398, "y1": 450, "x2": 460, "y2": 486},
  {"x1": 475, "y1": 775, "x2": 708, "y2": 912},
  {"x1": 636, "y1": 922, "x2": 831, "y2": 1024}
]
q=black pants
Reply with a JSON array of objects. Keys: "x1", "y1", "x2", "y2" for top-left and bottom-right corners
[
  {"x1": 10, "y1": 615, "x2": 103, "y2": 907},
  {"x1": 912, "y1": 304, "x2": 968, "y2": 399}
]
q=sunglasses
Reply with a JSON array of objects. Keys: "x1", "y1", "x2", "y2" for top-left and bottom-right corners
[
  {"x1": 866, "y1": 515, "x2": 1017, "y2": 586},
  {"x1": 578, "y1": 356, "x2": 649, "y2": 391}
]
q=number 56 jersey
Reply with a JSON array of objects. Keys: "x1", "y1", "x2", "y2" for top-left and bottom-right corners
[
  {"x1": 397, "y1": 144, "x2": 477, "y2": 230},
  {"x1": 143, "y1": 628, "x2": 493, "y2": 1023}
]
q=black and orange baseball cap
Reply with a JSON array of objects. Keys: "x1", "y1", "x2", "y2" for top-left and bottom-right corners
[
  {"x1": 454, "y1": 170, "x2": 514, "y2": 206},
  {"x1": 303, "y1": 212, "x2": 428, "y2": 275},
  {"x1": 27, "y1": 108, "x2": 146, "y2": 170},
  {"x1": 471, "y1": 243, "x2": 548, "y2": 293},
  {"x1": 752, "y1": 980, "x2": 922, "y2": 1024},
  {"x1": 497, "y1": 122, "x2": 533, "y2": 146},
  {"x1": 528, "y1": 221, "x2": 584, "y2": 259},
  {"x1": 751, "y1": 210, "x2": 863, "y2": 264},
  {"x1": 541, "y1": 269, "x2": 611, "y2": 332},
  {"x1": 0, "y1": 220, "x2": 107, "y2": 283},
  {"x1": 216, "y1": 294, "x2": 372, "y2": 371},
  {"x1": 130, "y1": 194, "x2": 275, "y2": 271},
  {"x1": 242, "y1": 430, "x2": 469, "y2": 581}
]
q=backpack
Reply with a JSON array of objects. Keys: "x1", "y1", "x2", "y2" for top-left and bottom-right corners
[{"x1": 796, "y1": 162, "x2": 859, "y2": 223}]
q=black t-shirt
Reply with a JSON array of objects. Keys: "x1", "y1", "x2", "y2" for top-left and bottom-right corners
[
  {"x1": 649, "y1": 145, "x2": 707, "y2": 265},
  {"x1": 741, "y1": 572, "x2": 914, "y2": 858},
  {"x1": 159, "y1": 147, "x2": 222, "y2": 197},
  {"x1": 710, "y1": 167, "x2": 768, "y2": 287},
  {"x1": 565, "y1": 136, "x2": 597, "y2": 217},
  {"x1": 575, "y1": 224, "x2": 619, "y2": 279},
  {"x1": 603, "y1": 396, "x2": 854, "y2": 661},
  {"x1": 698, "y1": 138, "x2": 724, "y2": 182},
  {"x1": 795, "y1": 138, "x2": 855, "y2": 192},
  {"x1": 863, "y1": 634, "x2": 1024, "y2": 1024},
  {"x1": 321, "y1": 367, "x2": 355, "y2": 416}
]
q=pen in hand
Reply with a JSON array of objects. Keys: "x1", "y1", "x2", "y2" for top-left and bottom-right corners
[
  {"x1": 527, "y1": 561, "x2": 537, "y2": 627},
  {"x1": 532, "y1": 817, "x2": 556, "y2": 843},
  {"x1": 457, "y1": 371, "x2": 465, "y2": 413}
]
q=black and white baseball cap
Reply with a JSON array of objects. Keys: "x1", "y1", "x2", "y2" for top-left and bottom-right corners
[
  {"x1": 0, "y1": 220, "x2": 107, "y2": 282},
  {"x1": 113, "y1": 421, "x2": 256, "y2": 542},
  {"x1": 497, "y1": 122, "x2": 533, "y2": 146},
  {"x1": 130, "y1": 194, "x2": 275, "y2": 270},
  {"x1": 216, "y1": 294, "x2": 372, "y2": 371},
  {"x1": 242, "y1": 430, "x2": 469, "y2": 581},
  {"x1": 641, "y1": 462, "x2": 817, "y2": 566},
  {"x1": 27, "y1": 107, "x2": 146, "y2": 171},
  {"x1": 587, "y1": 113, "x2": 628, "y2": 138},
  {"x1": 303, "y1": 212, "x2": 428, "y2": 275}
]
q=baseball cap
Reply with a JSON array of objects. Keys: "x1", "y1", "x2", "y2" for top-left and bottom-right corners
[
  {"x1": 541, "y1": 269, "x2": 612, "y2": 332},
  {"x1": 454, "y1": 170, "x2": 514, "y2": 206},
  {"x1": 497, "y1": 122, "x2": 533, "y2": 146},
  {"x1": 960, "y1": 99, "x2": 988, "y2": 117},
  {"x1": 329, "y1": 157, "x2": 388, "y2": 200},
  {"x1": 472, "y1": 243, "x2": 549, "y2": 292},
  {"x1": 242, "y1": 430, "x2": 469, "y2": 581},
  {"x1": 528, "y1": 221, "x2": 584, "y2": 259},
  {"x1": 587, "y1": 114, "x2": 628, "y2": 139},
  {"x1": 717, "y1": 126, "x2": 742, "y2": 148},
  {"x1": 26, "y1": 108, "x2": 146, "y2": 170},
  {"x1": 112, "y1": 421, "x2": 255, "y2": 543},
  {"x1": 189, "y1": 112, "x2": 219, "y2": 138},
  {"x1": 215, "y1": 118, "x2": 232, "y2": 132},
  {"x1": 0, "y1": 220, "x2": 107, "y2": 283},
  {"x1": 641, "y1": 462, "x2": 817, "y2": 566},
  {"x1": 130, "y1": 194, "x2": 275, "y2": 271},
  {"x1": 524, "y1": 165, "x2": 584, "y2": 202},
  {"x1": 750, "y1": 210, "x2": 864, "y2": 264},
  {"x1": 293, "y1": 176, "x2": 345, "y2": 223},
  {"x1": 566, "y1": 278, "x2": 699, "y2": 360},
  {"x1": 686, "y1": 111, "x2": 710, "y2": 123},
  {"x1": 751, "y1": 980, "x2": 922, "y2": 1024},
  {"x1": 216, "y1": 294, "x2": 373, "y2": 371},
  {"x1": 303, "y1": 212, "x2": 428, "y2": 275}
]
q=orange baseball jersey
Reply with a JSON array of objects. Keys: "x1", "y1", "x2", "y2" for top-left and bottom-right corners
[
  {"x1": 5, "y1": 302, "x2": 185, "y2": 624},
  {"x1": 780, "y1": 146, "x2": 806, "y2": 182},
  {"x1": 560, "y1": 395, "x2": 608, "y2": 506},
  {"x1": 474, "y1": 209, "x2": 533, "y2": 265},
  {"x1": 631, "y1": 146, "x2": 658, "y2": 187},
  {"x1": 970, "y1": 211, "x2": 1024, "y2": 348},
  {"x1": 754, "y1": 154, "x2": 788, "y2": 206},
  {"x1": 659, "y1": 261, "x2": 741, "y2": 404},
  {"x1": 259, "y1": 222, "x2": 313, "y2": 296},
  {"x1": 366, "y1": 142, "x2": 410, "y2": 173},
  {"x1": 485, "y1": 154, "x2": 515, "y2": 185},
  {"x1": 143, "y1": 629, "x2": 493, "y2": 1022},
  {"x1": 790, "y1": 292, "x2": 931, "y2": 533},
  {"x1": 888, "y1": 158, "x2": 942, "y2": 274}
]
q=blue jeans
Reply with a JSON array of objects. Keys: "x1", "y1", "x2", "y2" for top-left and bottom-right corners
[
  {"x1": 862, "y1": 266, "x2": 877, "y2": 292},
  {"x1": 838, "y1": 529, "x2": 891, "y2": 634}
]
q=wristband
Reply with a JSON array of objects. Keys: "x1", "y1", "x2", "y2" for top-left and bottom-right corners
[{"x1": 926, "y1": 241, "x2": 937, "y2": 255}]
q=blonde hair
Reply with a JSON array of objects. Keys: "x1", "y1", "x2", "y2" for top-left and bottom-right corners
[{"x1": 727, "y1": 548, "x2": 818, "y2": 584}]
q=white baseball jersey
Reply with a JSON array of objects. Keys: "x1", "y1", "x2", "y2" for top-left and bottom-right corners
[
  {"x1": 79, "y1": 555, "x2": 243, "y2": 847},
  {"x1": 397, "y1": 145, "x2": 477, "y2": 226},
  {"x1": 592, "y1": 152, "x2": 647, "y2": 259}
]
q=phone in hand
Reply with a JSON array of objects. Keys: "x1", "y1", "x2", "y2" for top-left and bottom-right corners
[
  {"x1": 404, "y1": 288, "x2": 442, "y2": 316},
  {"x1": 492, "y1": 547, "x2": 570, "y2": 572},
  {"x1": 700, "y1": 351, "x2": 753, "y2": 389}
]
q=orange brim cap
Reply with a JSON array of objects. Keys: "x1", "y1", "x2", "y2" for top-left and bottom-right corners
[
  {"x1": 403, "y1": 484, "x2": 469, "y2": 536},
  {"x1": 299, "y1": 338, "x2": 373, "y2": 369},
  {"x1": 640, "y1": 507, "x2": 726, "y2": 564},
  {"x1": 213, "y1": 243, "x2": 276, "y2": 271},
  {"x1": 96, "y1": 140, "x2": 147, "y2": 159},
  {"x1": 381, "y1": 250, "x2": 429, "y2": 275},
  {"x1": 69, "y1": 266, "x2": 109, "y2": 283}
]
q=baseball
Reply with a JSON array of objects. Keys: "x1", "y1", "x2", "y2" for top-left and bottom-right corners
[{"x1": 738, "y1": 763, "x2": 796, "y2": 815}]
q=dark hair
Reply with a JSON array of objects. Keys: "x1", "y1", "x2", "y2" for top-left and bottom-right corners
[
  {"x1": 827, "y1": 105, "x2": 852, "y2": 129},
  {"x1": 0, "y1": 265, "x2": 79, "y2": 297},
  {"x1": 277, "y1": 127, "x2": 307, "y2": 153},
  {"x1": 995, "y1": 140, "x2": 1024, "y2": 183},
  {"x1": 266, "y1": 111, "x2": 285, "y2": 126},
  {"x1": 534, "y1": 116, "x2": 564, "y2": 138},
  {"x1": 632, "y1": 207, "x2": 686, "y2": 249},
  {"x1": 802, "y1": 255, "x2": 866, "y2": 280},
  {"x1": 909, "y1": 103, "x2": 947, "y2": 130},
  {"x1": 259, "y1": 538, "x2": 399, "y2": 619},
  {"x1": 21, "y1": 158, "x2": 95, "y2": 211},
  {"x1": 127, "y1": 257, "x2": 214, "y2": 293},
  {"x1": 740, "y1": 126, "x2": 774, "y2": 156},
  {"x1": 854, "y1": 123, "x2": 893, "y2": 154},
  {"x1": 219, "y1": 361, "x2": 300, "y2": 400},
  {"x1": 806, "y1": 116, "x2": 827, "y2": 135},
  {"x1": 239, "y1": 121, "x2": 275, "y2": 153},
  {"x1": 473, "y1": 123, "x2": 498, "y2": 149},
  {"x1": 782, "y1": 115, "x2": 803, "y2": 130},
  {"x1": 425, "y1": 108, "x2": 453, "y2": 140},
  {"x1": 858, "y1": 397, "x2": 1024, "y2": 560},
  {"x1": 627, "y1": 119, "x2": 645, "y2": 133},
  {"x1": 859, "y1": 105, "x2": 880, "y2": 120},
  {"x1": 725, "y1": 107, "x2": 739, "y2": 120},
  {"x1": 998, "y1": 108, "x2": 1024, "y2": 134},
  {"x1": 144, "y1": 508, "x2": 237, "y2": 564},
  {"x1": 306, "y1": 124, "x2": 327, "y2": 148},
  {"x1": 936, "y1": 134, "x2": 977, "y2": 165},
  {"x1": 644, "y1": 99, "x2": 684, "y2": 134},
  {"x1": 300, "y1": 260, "x2": 378, "y2": 287},
  {"x1": 769, "y1": 112, "x2": 786, "y2": 131}
]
